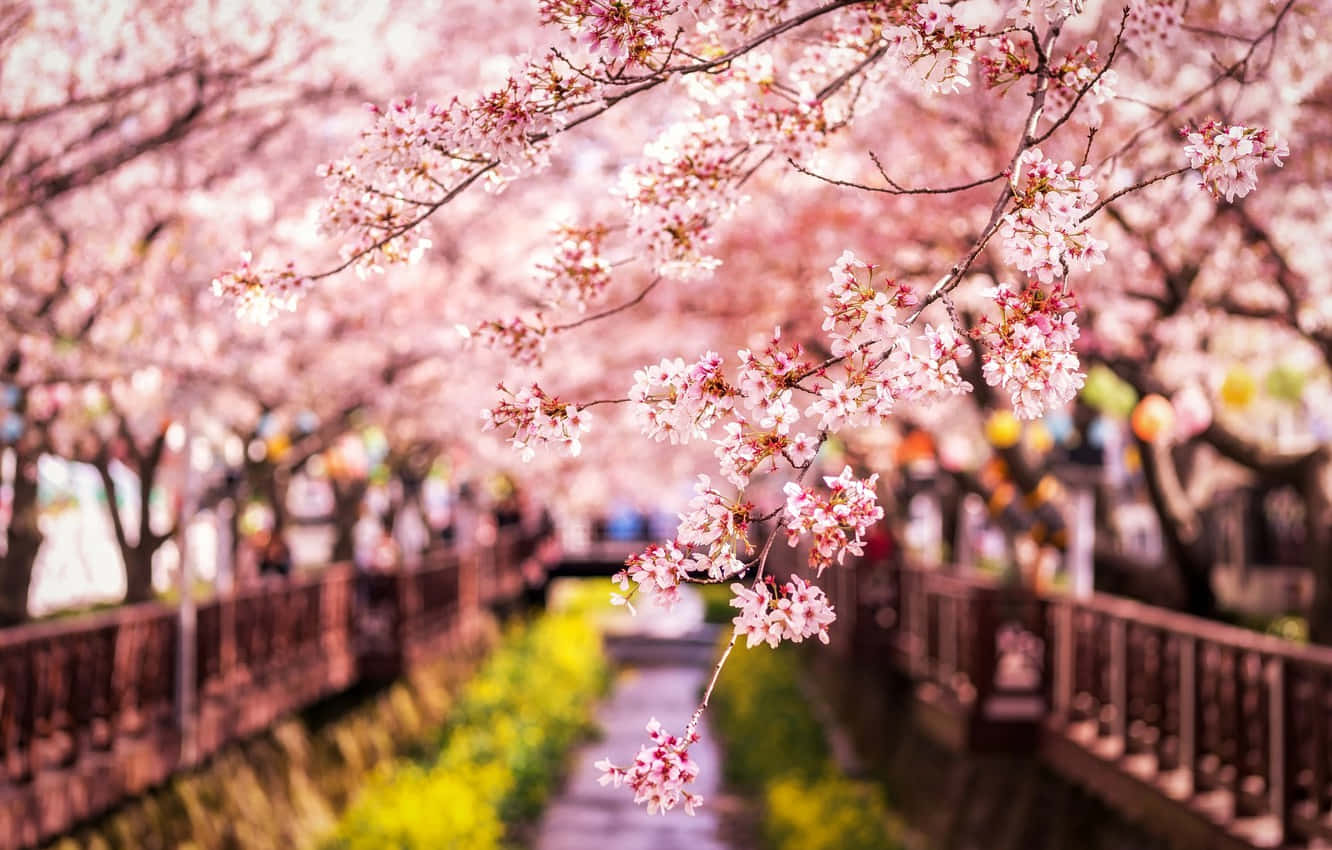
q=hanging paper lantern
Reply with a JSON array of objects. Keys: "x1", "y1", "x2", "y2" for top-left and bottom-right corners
[
  {"x1": 1171, "y1": 385, "x2": 1212, "y2": 438},
  {"x1": 1027, "y1": 420, "x2": 1054, "y2": 453},
  {"x1": 1081, "y1": 365, "x2": 1138, "y2": 418},
  {"x1": 266, "y1": 432, "x2": 291, "y2": 461},
  {"x1": 1265, "y1": 364, "x2": 1306, "y2": 404},
  {"x1": 1123, "y1": 445, "x2": 1141, "y2": 472},
  {"x1": 1219, "y1": 366, "x2": 1257, "y2": 409},
  {"x1": 1131, "y1": 394, "x2": 1175, "y2": 442},
  {"x1": 986, "y1": 410, "x2": 1021, "y2": 449},
  {"x1": 896, "y1": 429, "x2": 935, "y2": 464}
]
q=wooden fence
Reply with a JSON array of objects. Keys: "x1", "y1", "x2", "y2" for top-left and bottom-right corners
[
  {"x1": 836, "y1": 557, "x2": 1332, "y2": 850},
  {"x1": 0, "y1": 528, "x2": 551, "y2": 850}
]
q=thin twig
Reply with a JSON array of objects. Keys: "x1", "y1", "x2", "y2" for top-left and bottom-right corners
[{"x1": 549, "y1": 277, "x2": 662, "y2": 332}]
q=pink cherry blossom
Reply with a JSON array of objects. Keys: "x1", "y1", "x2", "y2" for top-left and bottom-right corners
[{"x1": 597, "y1": 718, "x2": 703, "y2": 815}]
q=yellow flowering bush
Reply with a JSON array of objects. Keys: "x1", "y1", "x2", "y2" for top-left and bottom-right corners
[
  {"x1": 711, "y1": 639, "x2": 902, "y2": 850},
  {"x1": 322, "y1": 601, "x2": 608, "y2": 850}
]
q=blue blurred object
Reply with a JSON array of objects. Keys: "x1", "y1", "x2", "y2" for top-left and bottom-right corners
[
  {"x1": 1087, "y1": 417, "x2": 1110, "y2": 449},
  {"x1": 297, "y1": 410, "x2": 320, "y2": 434},
  {"x1": 605, "y1": 503, "x2": 649, "y2": 540},
  {"x1": 1045, "y1": 410, "x2": 1074, "y2": 444},
  {"x1": 0, "y1": 384, "x2": 19, "y2": 409},
  {"x1": 2, "y1": 412, "x2": 23, "y2": 443}
]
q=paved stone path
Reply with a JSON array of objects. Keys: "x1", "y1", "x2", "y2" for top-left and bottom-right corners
[{"x1": 534, "y1": 587, "x2": 732, "y2": 850}]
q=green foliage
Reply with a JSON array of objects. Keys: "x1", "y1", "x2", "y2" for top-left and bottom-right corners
[
  {"x1": 709, "y1": 644, "x2": 828, "y2": 789},
  {"x1": 1265, "y1": 364, "x2": 1307, "y2": 404},
  {"x1": 1267, "y1": 614, "x2": 1309, "y2": 643},
  {"x1": 697, "y1": 584, "x2": 737, "y2": 625},
  {"x1": 322, "y1": 606, "x2": 608, "y2": 850},
  {"x1": 1080, "y1": 365, "x2": 1137, "y2": 418},
  {"x1": 711, "y1": 640, "x2": 902, "y2": 850},
  {"x1": 764, "y1": 774, "x2": 898, "y2": 850}
]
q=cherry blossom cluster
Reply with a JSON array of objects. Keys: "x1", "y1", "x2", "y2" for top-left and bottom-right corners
[
  {"x1": 1182, "y1": 121, "x2": 1289, "y2": 203},
  {"x1": 481, "y1": 382, "x2": 590, "y2": 460},
  {"x1": 305, "y1": 57, "x2": 596, "y2": 277},
  {"x1": 1008, "y1": 0, "x2": 1083, "y2": 28},
  {"x1": 695, "y1": 0, "x2": 787, "y2": 35},
  {"x1": 906, "y1": 324, "x2": 975, "y2": 403},
  {"x1": 535, "y1": 223, "x2": 614, "y2": 310},
  {"x1": 618, "y1": 115, "x2": 750, "y2": 279},
  {"x1": 714, "y1": 418, "x2": 818, "y2": 487},
  {"x1": 804, "y1": 365, "x2": 897, "y2": 432},
  {"x1": 782, "y1": 466, "x2": 884, "y2": 575},
  {"x1": 210, "y1": 253, "x2": 304, "y2": 324},
  {"x1": 1000, "y1": 148, "x2": 1107, "y2": 284},
  {"x1": 974, "y1": 282, "x2": 1083, "y2": 419},
  {"x1": 629, "y1": 352, "x2": 735, "y2": 444},
  {"x1": 539, "y1": 0, "x2": 675, "y2": 64},
  {"x1": 1124, "y1": 0, "x2": 1181, "y2": 58},
  {"x1": 1044, "y1": 41, "x2": 1118, "y2": 127},
  {"x1": 734, "y1": 97, "x2": 830, "y2": 161},
  {"x1": 822, "y1": 250, "x2": 918, "y2": 357},
  {"x1": 612, "y1": 541, "x2": 688, "y2": 612},
  {"x1": 882, "y1": 1, "x2": 981, "y2": 95},
  {"x1": 735, "y1": 328, "x2": 811, "y2": 414},
  {"x1": 612, "y1": 538, "x2": 745, "y2": 613},
  {"x1": 676, "y1": 474, "x2": 753, "y2": 550},
  {"x1": 596, "y1": 719, "x2": 703, "y2": 815},
  {"x1": 460, "y1": 315, "x2": 547, "y2": 366},
  {"x1": 730, "y1": 574, "x2": 836, "y2": 648},
  {"x1": 979, "y1": 35, "x2": 1034, "y2": 90},
  {"x1": 314, "y1": 155, "x2": 437, "y2": 275}
]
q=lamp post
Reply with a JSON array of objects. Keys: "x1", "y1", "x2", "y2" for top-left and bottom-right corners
[{"x1": 171, "y1": 415, "x2": 199, "y2": 767}]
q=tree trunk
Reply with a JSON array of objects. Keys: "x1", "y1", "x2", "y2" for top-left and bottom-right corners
[
  {"x1": 1136, "y1": 436, "x2": 1217, "y2": 619},
  {"x1": 0, "y1": 454, "x2": 42, "y2": 625},
  {"x1": 1304, "y1": 450, "x2": 1332, "y2": 644},
  {"x1": 123, "y1": 546, "x2": 157, "y2": 604},
  {"x1": 96, "y1": 446, "x2": 169, "y2": 606},
  {"x1": 330, "y1": 480, "x2": 366, "y2": 564},
  {"x1": 264, "y1": 464, "x2": 289, "y2": 536}
]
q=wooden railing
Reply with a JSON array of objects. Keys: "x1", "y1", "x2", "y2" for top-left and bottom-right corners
[
  {"x1": 0, "y1": 527, "x2": 554, "y2": 850},
  {"x1": 1044, "y1": 593, "x2": 1332, "y2": 847},
  {"x1": 841, "y1": 557, "x2": 1332, "y2": 849}
]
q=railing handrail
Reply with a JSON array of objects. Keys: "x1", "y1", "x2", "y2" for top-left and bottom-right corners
[
  {"x1": 0, "y1": 598, "x2": 175, "y2": 650},
  {"x1": 897, "y1": 559, "x2": 1332, "y2": 666},
  {"x1": 1055, "y1": 588, "x2": 1332, "y2": 665}
]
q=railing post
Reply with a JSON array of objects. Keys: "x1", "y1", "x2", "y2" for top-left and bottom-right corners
[
  {"x1": 971, "y1": 585, "x2": 999, "y2": 706},
  {"x1": 940, "y1": 595, "x2": 956, "y2": 683},
  {"x1": 1053, "y1": 600, "x2": 1074, "y2": 727},
  {"x1": 912, "y1": 576, "x2": 929, "y2": 679},
  {"x1": 1179, "y1": 634, "x2": 1198, "y2": 796},
  {"x1": 1269, "y1": 657, "x2": 1295, "y2": 843},
  {"x1": 1314, "y1": 669, "x2": 1329, "y2": 824},
  {"x1": 1110, "y1": 616, "x2": 1128, "y2": 757}
]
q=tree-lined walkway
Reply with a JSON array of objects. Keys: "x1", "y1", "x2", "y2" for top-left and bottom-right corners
[{"x1": 535, "y1": 589, "x2": 732, "y2": 850}]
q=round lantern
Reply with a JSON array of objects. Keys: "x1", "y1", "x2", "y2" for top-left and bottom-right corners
[
  {"x1": 1131, "y1": 394, "x2": 1175, "y2": 442},
  {"x1": 1219, "y1": 366, "x2": 1257, "y2": 409},
  {"x1": 265, "y1": 432, "x2": 291, "y2": 462},
  {"x1": 896, "y1": 429, "x2": 935, "y2": 464},
  {"x1": 1265, "y1": 364, "x2": 1306, "y2": 404},
  {"x1": 1026, "y1": 420, "x2": 1054, "y2": 453},
  {"x1": 986, "y1": 410, "x2": 1021, "y2": 449}
]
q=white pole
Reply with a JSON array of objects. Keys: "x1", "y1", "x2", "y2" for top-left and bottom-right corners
[{"x1": 175, "y1": 417, "x2": 198, "y2": 766}]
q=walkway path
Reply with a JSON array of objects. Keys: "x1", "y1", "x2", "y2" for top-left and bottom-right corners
[{"x1": 535, "y1": 587, "x2": 733, "y2": 850}]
